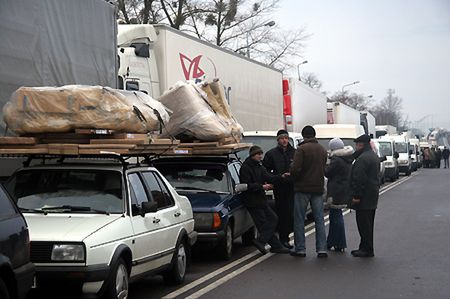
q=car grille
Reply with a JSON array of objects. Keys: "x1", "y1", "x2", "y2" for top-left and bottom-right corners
[{"x1": 30, "y1": 241, "x2": 54, "y2": 263}]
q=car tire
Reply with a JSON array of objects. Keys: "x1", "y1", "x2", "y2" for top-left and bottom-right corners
[
  {"x1": 217, "y1": 223, "x2": 233, "y2": 260},
  {"x1": 0, "y1": 278, "x2": 10, "y2": 299},
  {"x1": 163, "y1": 240, "x2": 187, "y2": 285},
  {"x1": 242, "y1": 226, "x2": 257, "y2": 246},
  {"x1": 102, "y1": 258, "x2": 129, "y2": 299},
  {"x1": 406, "y1": 168, "x2": 411, "y2": 176}
]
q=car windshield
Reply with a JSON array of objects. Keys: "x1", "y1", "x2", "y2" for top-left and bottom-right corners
[
  {"x1": 239, "y1": 136, "x2": 295, "y2": 160},
  {"x1": 317, "y1": 138, "x2": 355, "y2": 151},
  {"x1": 155, "y1": 163, "x2": 229, "y2": 193},
  {"x1": 409, "y1": 145, "x2": 415, "y2": 152},
  {"x1": 5, "y1": 169, "x2": 124, "y2": 214},
  {"x1": 395, "y1": 142, "x2": 408, "y2": 153},
  {"x1": 378, "y1": 142, "x2": 393, "y2": 156}
]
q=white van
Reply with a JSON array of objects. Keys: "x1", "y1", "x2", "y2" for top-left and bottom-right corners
[
  {"x1": 390, "y1": 135, "x2": 412, "y2": 176},
  {"x1": 410, "y1": 138, "x2": 422, "y2": 169},
  {"x1": 377, "y1": 137, "x2": 400, "y2": 181},
  {"x1": 313, "y1": 124, "x2": 365, "y2": 150}
]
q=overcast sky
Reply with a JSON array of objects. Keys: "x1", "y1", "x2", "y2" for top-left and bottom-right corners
[{"x1": 275, "y1": 0, "x2": 450, "y2": 130}]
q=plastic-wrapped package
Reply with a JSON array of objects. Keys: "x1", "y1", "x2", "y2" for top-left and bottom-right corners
[
  {"x1": 157, "y1": 80, "x2": 243, "y2": 142},
  {"x1": 3, "y1": 85, "x2": 169, "y2": 134}
]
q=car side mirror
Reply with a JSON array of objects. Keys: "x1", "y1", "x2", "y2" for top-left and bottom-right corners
[
  {"x1": 141, "y1": 201, "x2": 158, "y2": 216},
  {"x1": 394, "y1": 152, "x2": 399, "y2": 159}
]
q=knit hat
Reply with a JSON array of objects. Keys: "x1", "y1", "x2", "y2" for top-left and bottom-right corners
[
  {"x1": 249, "y1": 145, "x2": 263, "y2": 157},
  {"x1": 301, "y1": 125, "x2": 316, "y2": 138},
  {"x1": 329, "y1": 138, "x2": 345, "y2": 151},
  {"x1": 354, "y1": 134, "x2": 371, "y2": 143},
  {"x1": 277, "y1": 129, "x2": 289, "y2": 140}
]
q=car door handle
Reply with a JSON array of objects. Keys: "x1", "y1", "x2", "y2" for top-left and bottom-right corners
[
  {"x1": 174, "y1": 212, "x2": 181, "y2": 217},
  {"x1": 153, "y1": 218, "x2": 161, "y2": 224}
]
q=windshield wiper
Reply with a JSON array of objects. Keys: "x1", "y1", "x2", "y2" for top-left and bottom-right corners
[
  {"x1": 175, "y1": 186, "x2": 229, "y2": 194},
  {"x1": 19, "y1": 207, "x2": 48, "y2": 214},
  {"x1": 41, "y1": 205, "x2": 110, "y2": 215}
]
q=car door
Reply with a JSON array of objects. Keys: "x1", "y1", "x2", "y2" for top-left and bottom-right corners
[
  {"x1": 228, "y1": 162, "x2": 253, "y2": 236},
  {"x1": 140, "y1": 170, "x2": 180, "y2": 261},
  {"x1": 127, "y1": 171, "x2": 165, "y2": 275}
]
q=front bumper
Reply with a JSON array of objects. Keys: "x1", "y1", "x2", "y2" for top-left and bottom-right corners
[
  {"x1": 13, "y1": 262, "x2": 35, "y2": 299},
  {"x1": 195, "y1": 230, "x2": 226, "y2": 244},
  {"x1": 399, "y1": 165, "x2": 410, "y2": 173},
  {"x1": 35, "y1": 264, "x2": 110, "y2": 284},
  {"x1": 385, "y1": 167, "x2": 396, "y2": 177}
]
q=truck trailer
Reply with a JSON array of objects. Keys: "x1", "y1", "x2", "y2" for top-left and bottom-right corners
[{"x1": 117, "y1": 24, "x2": 284, "y2": 132}]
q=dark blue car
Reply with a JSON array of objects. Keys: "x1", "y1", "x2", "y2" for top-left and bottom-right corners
[{"x1": 153, "y1": 156, "x2": 255, "y2": 260}]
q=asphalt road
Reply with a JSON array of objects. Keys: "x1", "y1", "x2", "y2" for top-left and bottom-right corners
[
  {"x1": 180, "y1": 169, "x2": 450, "y2": 299},
  {"x1": 28, "y1": 169, "x2": 448, "y2": 299}
]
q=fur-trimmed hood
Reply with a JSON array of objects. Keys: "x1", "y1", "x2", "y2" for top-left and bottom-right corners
[{"x1": 330, "y1": 145, "x2": 354, "y2": 157}]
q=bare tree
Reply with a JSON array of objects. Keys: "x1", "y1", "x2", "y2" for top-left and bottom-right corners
[
  {"x1": 330, "y1": 91, "x2": 372, "y2": 111},
  {"x1": 300, "y1": 72, "x2": 322, "y2": 90},
  {"x1": 371, "y1": 89, "x2": 404, "y2": 127}
]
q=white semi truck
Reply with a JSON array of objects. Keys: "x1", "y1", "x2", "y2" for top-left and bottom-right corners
[
  {"x1": 117, "y1": 24, "x2": 284, "y2": 131},
  {"x1": 282, "y1": 78, "x2": 327, "y2": 133},
  {"x1": 326, "y1": 102, "x2": 375, "y2": 137}
]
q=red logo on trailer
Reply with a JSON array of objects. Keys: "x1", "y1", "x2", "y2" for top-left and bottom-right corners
[{"x1": 179, "y1": 53, "x2": 217, "y2": 81}]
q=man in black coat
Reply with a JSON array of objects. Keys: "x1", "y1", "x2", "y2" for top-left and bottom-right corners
[
  {"x1": 442, "y1": 147, "x2": 450, "y2": 168},
  {"x1": 350, "y1": 134, "x2": 380, "y2": 257},
  {"x1": 435, "y1": 148, "x2": 442, "y2": 168},
  {"x1": 239, "y1": 145, "x2": 290, "y2": 254},
  {"x1": 263, "y1": 129, "x2": 296, "y2": 249}
]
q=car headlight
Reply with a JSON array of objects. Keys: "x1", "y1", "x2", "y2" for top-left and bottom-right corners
[
  {"x1": 384, "y1": 162, "x2": 393, "y2": 167},
  {"x1": 399, "y1": 159, "x2": 408, "y2": 164},
  {"x1": 194, "y1": 213, "x2": 221, "y2": 229},
  {"x1": 51, "y1": 244, "x2": 85, "y2": 262}
]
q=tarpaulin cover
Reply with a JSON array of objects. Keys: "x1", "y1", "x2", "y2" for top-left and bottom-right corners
[
  {"x1": 158, "y1": 80, "x2": 243, "y2": 141},
  {"x1": 0, "y1": 0, "x2": 117, "y2": 134},
  {"x1": 3, "y1": 85, "x2": 169, "y2": 134}
]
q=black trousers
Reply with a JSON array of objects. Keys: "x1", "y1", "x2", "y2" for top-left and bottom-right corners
[
  {"x1": 247, "y1": 204, "x2": 283, "y2": 249},
  {"x1": 355, "y1": 209, "x2": 376, "y2": 254},
  {"x1": 273, "y1": 183, "x2": 294, "y2": 243}
]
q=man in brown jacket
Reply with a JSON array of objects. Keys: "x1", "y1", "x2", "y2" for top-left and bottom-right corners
[{"x1": 290, "y1": 125, "x2": 328, "y2": 258}]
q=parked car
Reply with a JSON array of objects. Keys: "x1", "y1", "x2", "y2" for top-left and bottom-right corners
[
  {"x1": 4, "y1": 157, "x2": 196, "y2": 299},
  {"x1": 0, "y1": 185, "x2": 35, "y2": 299},
  {"x1": 372, "y1": 140, "x2": 387, "y2": 185},
  {"x1": 378, "y1": 137, "x2": 400, "y2": 182},
  {"x1": 153, "y1": 155, "x2": 255, "y2": 260}
]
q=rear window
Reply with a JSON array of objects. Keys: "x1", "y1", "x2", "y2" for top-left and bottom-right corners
[
  {"x1": 6, "y1": 169, "x2": 124, "y2": 214},
  {"x1": 155, "y1": 163, "x2": 229, "y2": 193}
]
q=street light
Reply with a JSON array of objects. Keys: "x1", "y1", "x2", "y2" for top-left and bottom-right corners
[
  {"x1": 246, "y1": 21, "x2": 276, "y2": 58},
  {"x1": 341, "y1": 81, "x2": 360, "y2": 92},
  {"x1": 297, "y1": 60, "x2": 308, "y2": 81}
]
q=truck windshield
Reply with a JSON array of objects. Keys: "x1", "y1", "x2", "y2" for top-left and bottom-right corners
[
  {"x1": 156, "y1": 163, "x2": 229, "y2": 193},
  {"x1": 239, "y1": 136, "x2": 295, "y2": 160},
  {"x1": 5, "y1": 169, "x2": 124, "y2": 214},
  {"x1": 317, "y1": 138, "x2": 355, "y2": 151},
  {"x1": 378, "y1": 142, "x2": 393, "y2": 156},
  {"x1": 395, "y1": 142, "x2": 408, "y2": 153}
]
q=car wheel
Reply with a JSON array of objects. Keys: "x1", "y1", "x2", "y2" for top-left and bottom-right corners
[
  {"x1": 406, "y1": 168, "x2": 411, "y2": 176},
  {"x1": 102, "y1": 258, "x2": 129, "y2": 299},
  {"x1": 0, "y1": 278, "x2": 10, "y2": 299},
  {"x1": 217, "y1": 223, "x2": 233, "y2": 260},
  {"x1": 163, "y1": 240, "x2": 187, "y2": 285},
  {"x1": 242, "y1": 226, "x2": 257, "y2": 246}
]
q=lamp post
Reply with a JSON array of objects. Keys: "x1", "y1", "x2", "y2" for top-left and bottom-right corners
[
  {"x1": 341, "y1": 80, "x2": 360, "y2": 92},
  {"x1": 297, "y1": 60, "x2": 308, "y2": 81},
  {"x1": 246, "y1": 21, "x2": 276, "y2": 58}
]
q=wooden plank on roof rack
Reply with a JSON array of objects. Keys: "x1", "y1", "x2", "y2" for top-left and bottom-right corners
[
  {"x1": 75, "y1": 129, "x2": 116, "y2": 135},
  {"x1": 149, "y1": 138, "x2": 180, "y2": 145},
  {"x1": 48, "y1": 144, "x2": 79, "y2": 155},
  {"x1": 0, "y1": 144, "x2": 48, "y2": 154},
  {"x1": 79, "y1": 144, "x2": 137, "y2": 149},
  {"x1": 0, "y1": 137, "x2": 38, "y2": 145},
  {"x1": 78, "y1": 149, "x2": 131, "y2": 155},
  {"x1": 110, "y1": 133, "x2": 148, "y2": 140},
  {"x1": 179, "y1": 142, "x2": 219, "y2": 147},
  {"x1": 89, "y1": 139, "x2": 148, "y2": 145}
]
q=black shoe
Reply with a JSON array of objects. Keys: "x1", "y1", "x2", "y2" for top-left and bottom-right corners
[
  {"x1": 290, "y1": 251, "x2": 306, "y2": 257},
  {"x1": 351, "y1": 249, "x2": 374, "y2": 257},
  {"x1": 317, "y1": 252, "x2": 328, "y2": 258},
  {"x1": 252, "y1": 240, "x2": 268, "y2": 255},
  {"x1": 270, "y1": 247, "x2": 290, "y2": 254},
  {"x1": 281, "y1": 241, "x2": 293, "y2": 249},
  {"x1": 334, "y1": 247, "x2": 345, "y2": 252}
]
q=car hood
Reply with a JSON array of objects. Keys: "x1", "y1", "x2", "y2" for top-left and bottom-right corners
[
  {"x1": 178, "y1": 192, "x2": 231, "y2": 212},
  {"x1": 24, "y1": 213, "x2": 123, "y2": 242}
]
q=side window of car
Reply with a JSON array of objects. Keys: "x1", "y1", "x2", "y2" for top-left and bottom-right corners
[
  {"x1": 128, "y1": 173, "x2": 150, "y2": 209},
  {"x1": 227, "y1": 164, "x2": 239, "y2": 186},
  {"x1": 142, "y1": 172, "x2": 172, "y2": 210},
  {"x1": 232, "y1": 163, "x2": 241, "y2": 184},
  {"x1": 0, "y1": 187, "x2": 17, "y2": 220},
  {"x1": 153, "y1": 173, "x2": 175, "y2": 207}
]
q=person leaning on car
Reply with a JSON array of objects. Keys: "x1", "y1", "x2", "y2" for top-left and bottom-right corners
[
  {"x1": 350, "y1": 134, "x2": 380, "y2": 258},
  {"x1": 239, "y1": 145, "x2": 291, "y2": 255}
]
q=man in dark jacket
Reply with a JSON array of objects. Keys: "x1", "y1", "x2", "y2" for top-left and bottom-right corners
[
  {"x1": 442, "y1": 147, "x2": 450, "y2": 168},
  {"x1": 290, "y1": 125, "x2": 328, "y2": 258},
  {"x1": 435, "y1": 148, "x2": 442, "y2": 168},
  {"x1": 350, "y1": 134, "x2": 380, "y2": 258},
  {"x1": 239, "y1": 145, "x2": 290, "y2": 255},
  {"x1": 263, "y1": 129, "x2": 296, "y2": 249}
]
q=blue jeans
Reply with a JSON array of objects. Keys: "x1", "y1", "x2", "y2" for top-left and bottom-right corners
[
  {"x1": 327, "y1": 208, "x2": 347, "y2": 249},
  {"x1": 293, "y1": 192, "x2": 327, "y2": 253}
]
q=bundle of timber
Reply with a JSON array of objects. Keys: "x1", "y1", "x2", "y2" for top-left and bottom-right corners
[
  {"x1": 3, "y1": 85, "x2": 169, "y2": 134},
  {"x1": 0, "y1": 130, "x2": 180, "y2": 156},
  {"x1": 157, "y1": 79, "x2": 243, "y2": 142}
]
